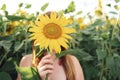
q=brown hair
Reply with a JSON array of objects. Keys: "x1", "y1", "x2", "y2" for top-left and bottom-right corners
[
  {"x1": 32, "y1": 11, "x2": 76, "y2": 80},
  {"x1": 62, "y1": 55, "x2": 76, "y2": 80}
]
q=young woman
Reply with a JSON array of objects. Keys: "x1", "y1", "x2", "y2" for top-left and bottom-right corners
[
  {"x1": 17, "y1": 51, "x2": 84, "y2": 80},
  {"x1": 17, "y1": 11, "x2": 84, "y2": 80}
]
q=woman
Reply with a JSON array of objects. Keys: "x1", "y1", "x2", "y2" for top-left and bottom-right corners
[
  {"x1": 18, "y1": 51, "x2": 84, "y2": 80},
  {"x1": 17, "y1": 11, "x2": 84, "y2": 80}
]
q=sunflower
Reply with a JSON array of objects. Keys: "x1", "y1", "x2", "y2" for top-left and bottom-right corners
[{"x1": 29, "y1": 12, "x2": 76, "y2": 53}]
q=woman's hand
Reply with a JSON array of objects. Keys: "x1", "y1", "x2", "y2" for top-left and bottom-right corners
[{"x1": 37, "y1": 54, "x2": 54, "y2": 80}]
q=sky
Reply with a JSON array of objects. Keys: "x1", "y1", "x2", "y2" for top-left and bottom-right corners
[
  {"x1": 0, "y1": 0, "x2": 98, "y2": 13},
  {"x1": 0, "y1": 0, "x2": 119, "y2": 17}
]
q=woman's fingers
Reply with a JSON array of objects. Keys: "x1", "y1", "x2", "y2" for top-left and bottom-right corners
[
  {"x1": 40, "y1": 59, "x2": 54, "y2": 66},
  {"x1": 37, "y1": 63, "x2": 54, "y2": 79},
  {"x1": 37, "y1": 54, "x2": 54, "y2": 79},
  {"x1": 38, "y1": 64, "x2": 54, "y2": 71},
  {"x1": 38, "y1": 69, "x2": 53, "y2": 78},
  {"x1": 43, "y1": 70, "x2": 53, "y2": 75},
  {"x1": 39, "y1": 55, "x2": 54, "y2": 67},
  {"x1": 42, "y1": 54, "x2": 52, "y2": 60}
]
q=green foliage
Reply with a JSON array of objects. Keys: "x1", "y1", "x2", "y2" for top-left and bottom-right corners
[
  {"x1": 64, "y1": 1, "x2": 75, "y2": 14},
  {"x1": 1, "y1": 4, "x2": 6, "y2": 10},
  {"x1": 18, "y1": 3, "x2": 23, "y2": 8},
  {"x1": 6, "y1": 15, "x2": 25, "y2": 21},
  {"x1": 0, "y1": 72, "x2": 12, "y2": 80},
  {"x1": 0, "y1": 3, "x2": 35, "y2": 80},
  {"x1": 115, "y1": 0, "x2": 120, "y2": 3},
  {"x1": 0, "y1": 1, "x2": 120, "y2": 80},
  {"x1": 41, "y1": 3, "x2": 49, "y2": 12},
  {"x1": 25, "y1": 4, "x2": 32, "y2": 9},
  {"x1": 16, "y1": 67, "x2": 40, "y2": 80}
]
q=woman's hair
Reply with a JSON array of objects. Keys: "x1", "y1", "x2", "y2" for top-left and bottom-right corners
[
  {"x1": 62, "y1": 55, "x2": 76, "y2": 80},
  {"x1": 32, "y1": 11, "x2": 76, "y2": 80}
]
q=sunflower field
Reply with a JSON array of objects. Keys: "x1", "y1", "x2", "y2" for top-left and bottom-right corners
[{"x1": 0, "y1": 0, "x2": 120, "y2": 80}]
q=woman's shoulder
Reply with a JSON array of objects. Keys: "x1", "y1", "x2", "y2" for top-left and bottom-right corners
[
  {"x1": 67, "y1": 54, "x2": 84, "y2": 80},
  {"x1": 19, "y1": 54, "x2": 32, "y2": 67}
]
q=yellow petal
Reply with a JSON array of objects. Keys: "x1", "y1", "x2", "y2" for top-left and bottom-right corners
[
  {"x1": 62, "y1": 34, "x2": 73, "y2": 40},
  {"x1": 44, "y1": 39, "x2": 50, "y2": 49},
  {"x1": 35, "y1": 21, "x2": 45, "y2": 27},
  {"x1": 63, "y1": 27, "x2": 76, "y2": 34},
  {"x1": 29, "y1": 27, "x2": 42, "y2": 33},
  {"x1": 49, "y1": 40, "x2": 54, "y2": 53},
  {"x1": 38, "y1": 15, "x2": 46, "y2": 22},
  {"x1": 50, "y1": 12, "x2": 57, "y2": 20},
  {"x1": 57, "y1": 38, "x2": 69, "y2": 49},
  {"x1": 52, "y1": 40, "x2": 61, "y2": 53}
]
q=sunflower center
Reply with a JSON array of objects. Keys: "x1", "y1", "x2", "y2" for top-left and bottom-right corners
[{"x1": 43, "y1": 23, "x2": 62, "y2": 39}]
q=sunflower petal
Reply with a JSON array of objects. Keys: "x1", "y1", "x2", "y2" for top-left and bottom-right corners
[
  {"x1": 49, "y1": 40, "x2": 54, "y2": 53},
  {"x1": 62, "y1": 34, "x2": 73, "y2": 40},
  {"x1": 52, "y1": 40, "x2": 61, "y2": 53},
  {"x1": 44, "y1": 39, "x2": 50, "y2": 49},
  {"x1": 50, "y1": 12, "x2": 57, "y2": 20},
  {"x1": 57, "y1": 38, "x2": 69, "y2": 49},
  {"x1": 63, "y1": 27, "x2": 76, "y2": 34}
]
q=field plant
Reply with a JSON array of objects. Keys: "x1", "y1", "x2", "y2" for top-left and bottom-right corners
[{"x1": 0, "y1": 0, "x2": 120, "y2": 80}]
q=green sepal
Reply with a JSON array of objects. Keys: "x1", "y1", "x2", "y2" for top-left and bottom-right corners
[{"x1": 16, "y1": 66, "x2": 41, "y2": 80}]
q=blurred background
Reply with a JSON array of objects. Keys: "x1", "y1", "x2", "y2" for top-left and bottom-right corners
[
  {"x1": 0, "y1": 0, "x2": 120, "y2": 80},
  {"x1": 0, "y1": 0, "x2": 119, "y2": 15}
]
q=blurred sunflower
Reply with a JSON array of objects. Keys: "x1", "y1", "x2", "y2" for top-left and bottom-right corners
[
  {"x1": 95, "y1": 0, "x2": 103, "y2": 17},
  {"x1": 29, "y1": 12, "x2": 76, "y2": 53},
  {"x1": 76, "y1": 17, "x2": 86, "y2": 30},
  {"x1": 109, "y1": 18, "x2": 116, "y2": 25},
  {"x1": 94, "y1": 9, "x2": 103, "y2": 17},
  {"x1": 19, "y1": 10, "x2": 27, "y2": 16},
  {"x1": 114, "y1": 5, "x2": 120, "y2": 10},
  {"x1": 77, "y1": 17, "x2": 84, "y2": 23},
  {"x1": 79, "y1": 24, "x2": 86, "y2": 30},
  {"x1": 5, "y1": 21, "x2": 20, "y2": 35},
  {"x1": 68, "y1": 16, "x2": 74, "y2": 24},
  {"x1": 10, "y1": 21, "x2": 20, "y2": 27}
]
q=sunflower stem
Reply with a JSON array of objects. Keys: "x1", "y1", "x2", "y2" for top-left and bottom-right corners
[
  {"x1": 45, "y1": 49, "x2": 50, "y2": 80},
  {"x1": 45, "y1": 74, "x2": 49, "y2": 80}
]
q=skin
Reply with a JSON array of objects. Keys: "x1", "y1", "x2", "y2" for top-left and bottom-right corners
[{"x1": 17, "y1": 53, "x2": 84, "y2": 80}]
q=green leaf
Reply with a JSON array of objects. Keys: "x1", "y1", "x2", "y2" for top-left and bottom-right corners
[
  {"x1": 56, "y1": 49, "x2": 93, "y2": 61},
  {"x1": 106, "y1": 55, "x2": 117, "y2": 77},
  {"x1": 114, "y1": 55, "x2": 120, "y2": 77},
  {"x1": 115, "y1": 0, "x2": 120, "y2": 3},
  {"x1": 41, "y1": 3, "x2": 49, "y2": 11},
  {"x1": 25, "y1": 4, "x2": 32, "y2": 8},
  {"x1": 64, "y1": 1, "x2": 75, "y2": 13},
  {"x1": 1, "y1": 4, "x2": 6, "y2": 11},
  {"x1": 73, "y1": 49, "x2": 93, "y2": 61},
  {"x1": 76, "y1": 11, "x2": 83, "y2": 15},
  {"x1": 0, "y1": 41, "x2": 12, "y2": 51},
  {"x1": 58, "y1": 10, "x2": 64, "y2": 15},
  {"x1": 4, "y1": 10, "x2": 8, "y2": 15},
  {"x1": 14, "y1": 41, "x2": 24, "y2": 52},
  {"x1": 106, "y1": 4, "x2": 111, "y2": 7},
  {"x1": 96, "y1": 49, "x2": 107, "y2": 60},
  {"x1": 0, "y1": 58, "x2": 15, "y2": 72},
  {"x1": 0, "y1": 72, "x2": 12, "y2": 80},
  {"x1": 91, "y1": 19, "x2": 106, "y2": 27},
  {"x1": 106, "y1": 55, "x2": 114, "y2": 68},
  {"x1": 56, "y1": 49, "x2": 75, "y2": 58},
  {"x1": 16, "y1": 66, "x2": 40, "y2": 80},
  {"x1": 18, "y1": 3, "x2": 23, "y2": 7},
  {"x1": 6, "y1": 15, "x2": 25, "y2": 21},
  {"x1": 0, "y1": 35, "x2": 14, "y2": 41},
  {"x1": 109, "y1": 11, "x2": 118, "y2": 15}
]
